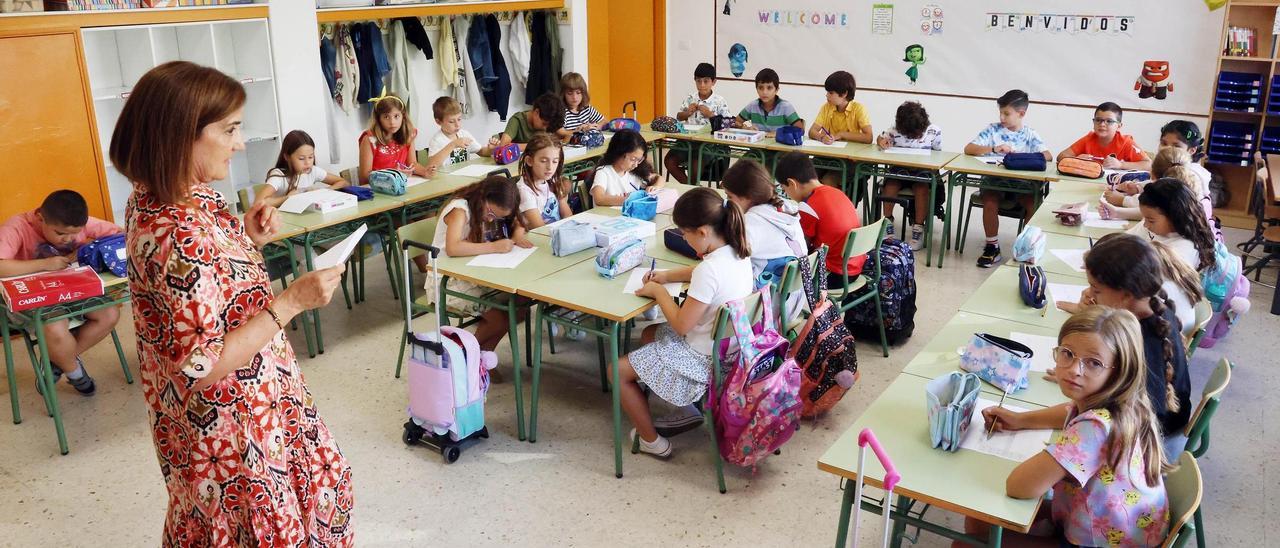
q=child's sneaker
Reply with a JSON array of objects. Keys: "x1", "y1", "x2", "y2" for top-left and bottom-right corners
[
  {"x1": 976, "y1": 243, "x2": 1003, "y2": 268},
  {"x1": 640, "y1": 306, "x2": 658, "y2": 322},
  {"x1": 884, "y1": 219, "x2": 895, "y2": 239},
  {"x1": 630, "y1": 429, "x2": 673, "y2": 458},
  {"x1": 565, "y1": 311, "x2": 588, "y2": 341},
  {"x1": 908, "y1": 225, "x2": 925, "y2": 251},
  {"x1": 653, "y1": 405, "x2": 704, "y2": 437},
  {"x1": 64, "y1": 357, "x2": 96, "y2": 397}
]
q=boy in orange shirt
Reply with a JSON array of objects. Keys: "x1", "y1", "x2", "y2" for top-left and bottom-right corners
[
  {"x1": 0, "y1": 190, "x2": 122, "y2": 396},
  {"x1": 1056, "y1": 102, "x2": 1151, "y2": 171}
]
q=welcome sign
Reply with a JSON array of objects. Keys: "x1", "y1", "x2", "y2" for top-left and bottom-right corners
[
  {"x1": 987, "y1": 13, "x2": 1135, "y2": 34},
  {"x1": 755, "y1": 9, "x2": 852, "y2": 28}
]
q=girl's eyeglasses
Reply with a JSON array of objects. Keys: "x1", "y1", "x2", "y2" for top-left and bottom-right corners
[{"x1": 1052, "y1": 346, "x2": 1112, "y2": 375}]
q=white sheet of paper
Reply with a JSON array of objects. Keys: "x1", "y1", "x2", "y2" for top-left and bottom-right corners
[
  {"x1": 465, "y1": 246, "x2": 537, "y2": 268},
  {"x1": 884, "y1": 147, "x2": 932, "y2": 156},
  {"x1": 1048, "y1": 282, "x2": 1087, "y2": 304},
  {"x1": 312, "y1": 224, "x2": 368, "y2": 270},
  {"x1": 406, "y1": 176, "x2": 429, "y2": 187},
  {"x1": 1082, "y1": 211, "x2": 1129, "y2": 229},
  {"x1": 1048, "y1": 248, "x2": 1087, "y2": 272},
  {"x1": 802, "y1": 139, "x2": 846, "y2": 148},
  {"x1": 977, "y1": 155, "x2": 1004, "y2": 165},
  {"x1": 960, "y1": 398, "x2": 1053, "y2": 461},
  {"x1": 278, "y1": 193, "x2": 318, "y2": 214},
  {"x1": 1010, "y1": 331, "x2": 1059, "y2": 372},
  {"x1": 623, "y1": 268, "x2": 682, "y2": 297},
  {"x1": 449, "y1": 164, "x2": 503, "y2": 178},
  {"x1": 564, "y1": 146, "x2": 589, "y2": 159}
]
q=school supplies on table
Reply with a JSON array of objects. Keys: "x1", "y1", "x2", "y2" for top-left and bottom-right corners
[
  {"x1": 400, "y1": 240, "x2": 495, "y2": 463},
  {"x1": 621, "y1": 190, "x2": 659, "y2": 221},
  {"x1": 1009, "y1": 331, "x2": 1058, "y2": 373},
  {"x1": 0, "y1": 266, "x2": 104, "y2": 313},
  {"x1": 1012, "y1": 226, "x2": 1046, "y2": 264},
  {"x1": 985, "y1": 390, "x2": 1007, "y2": 439},
  {"x1": 959, "y1": 333, "x2": 1033, "y2": 393},
  {"x1": 649, "y1": 116, "x2": 683, "y2": 134},
  {"x1": 622, "y1": 267, "x2": 681, "y2": 297},
  {"x1": 369, "y1": 168, "x2": 408, "y2": 195},
  {"x1": 663, "y1": 227, "x2": 699, "y2": 259},
  {"x1": 1001, "y1": 152, "x2": 1047, "y2": 171},
  {"x1": 1018, "y1": 264, "x2": 1048, "y2": 309},
  {"x1": 594, "y1": 238, "x2": 645, "y2": 279},
  {"x1": 653, "y1": 188, "x2": 678, "y2": 213},
  {"x1": 449, "y1": 163, "x2": 507, "y2": 178},
  {"x1": 883, "y1": 147, "x2": 932, "y2": 156},
  {"x1": 75, "y1": 233, "x2": 128, "y2": 278},
  {"x1": 924, "y1": 371, "x2": 981, "y2": 452},
  {"x1": 604, "y1": 117, "x2": 642, "y2": 132},
  {"x1": 312, "y1": 223, "x2": 368, "y2": 270},
  {"x1": 338, "y1": 185, "x2": 374, "y2": 200},
  {"x1": 1056, "y1": 157, "x2": 1104, "y2": 179},
  {"x1": 713, "y1": 127, "x2": 766, "y2": 143},
  {"x1": 492, "y1": 143, "x2": 522, "y2": 165},
  {"x1": 593, "y1": 216, "x2": 656, "y2": 247},
  {"x1": 1081, "y1": 212, "x2": 1129, "y2": 229},
  {"x1": 802, "y1": 139, "x2": 847, "y2": 149},
  {"x1": 961, "y1": 398, "x2": 1052, "y2": 461},
  {"x1": 406, "y1": 175, "x2": 429, "y2": 187},
  {"x1": 774, "y1": 125, "x2": 804, "y2": 146},
  {"x1": 976, "y1": 155, "x2": 1004, "y2": 165},
  {"x1": 277, "y1": 188, "x2": 357, "y2": 214},
  {"x1": 550, "y1": 220, "x2": 597, "y2": 256},
  {"x1": 466, "y1": 245, "x2": 537, "y2": 269},
  {"x1": 1052, "y1": 202, "x2": 1087, "y2": 226}
]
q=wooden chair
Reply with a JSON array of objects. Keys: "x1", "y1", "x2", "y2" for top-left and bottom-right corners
[
  {"x1": 1161, "y1": 451, "x2": 1204, "y2": 548},
  {"x1": 1184, "y1": 300, "x2": 1213, "y2": 358},
  {"x1": 828, "y1": 218, "x2": 889, "y2": 357},
  {"x1": 1182, "y1": 358, "x2": 1232, "y2": 548}
]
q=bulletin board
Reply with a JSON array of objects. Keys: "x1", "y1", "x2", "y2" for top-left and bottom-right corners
[{"x1": 714, "y1": 0, "x2": 1224, "y2": 115}]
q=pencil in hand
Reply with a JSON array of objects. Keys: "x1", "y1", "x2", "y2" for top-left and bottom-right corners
[{"x1": 986, "y1": 390, "x2": 1009, "y2": 440}]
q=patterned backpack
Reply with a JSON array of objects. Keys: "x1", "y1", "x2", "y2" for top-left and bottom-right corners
[
  {"x1": 650, "y1": 116, "x2": 683, "y2": 133},
  {"x1": 1198, "y1": 240, "x2": 1251, "y2": 348},
  {"x1": 845, "y1": 237, "x2": 918, "y2": 344},
  {"x1": 789, "y1": 246, "x2": 860, "y2": 418},
  {"x1": 709, "y1": 290, "x2": 802, "y2": 468}
]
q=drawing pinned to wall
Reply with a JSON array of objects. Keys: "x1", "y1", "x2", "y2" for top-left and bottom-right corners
[
  {"x1": 728, "y1": 43, "x2": 749, "y2": 77},
  {"x1": 723, "y1": 0, "x2": 735, "y2": 16},
  {"x1": 872, "y1": 3, "x2": 894, "y2": 35},
  {"x1": 1135, "y1": 60, "x2": 1172, "y2": 100},
  {"x1": 920, "y1": 4, "x2": 943, "y2": 35},
  {"x1": 903, "y1": 43, "x2": 924, "y2": 84}
]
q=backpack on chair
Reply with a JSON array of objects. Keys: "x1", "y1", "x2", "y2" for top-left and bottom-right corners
[
  {"x1": 789, "y1": 246, "x2": 860, "y2": 418},
  {"x1": 846, "y1": 237, "x2": 918, "y2": 345}
]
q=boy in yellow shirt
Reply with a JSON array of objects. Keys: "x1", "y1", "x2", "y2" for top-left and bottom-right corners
[{"x1": 808, "y1": 70, "x2": 873, "y2": 189}]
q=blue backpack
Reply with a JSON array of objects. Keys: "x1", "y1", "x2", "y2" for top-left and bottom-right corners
[
  {"x1": 76, "y1": 233, "x2": 128, "y2": 278},
  {"x1": 844, "y1": 237, "x2": 917, "y2": 344}
]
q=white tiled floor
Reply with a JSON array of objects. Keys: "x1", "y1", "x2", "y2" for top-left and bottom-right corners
[{"x1": 1, "y1": 217, "x2": 1276, "y2": 547}]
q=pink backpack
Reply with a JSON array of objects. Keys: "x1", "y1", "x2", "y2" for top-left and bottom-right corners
[{"x1": 709, "y1": 290, "x2": 802, "y2": 468}]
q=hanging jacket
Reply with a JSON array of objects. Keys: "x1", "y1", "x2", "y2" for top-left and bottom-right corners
[
  {"x1": 453, "y1": 16, "x2": 484, "y2": 116},
  {"x1": 397, "y1": 16, "x2": 433, "y2": 59},
  {"x1": 507, "y1": 12, "x2": 531, "y2": 87},
  {"x1": 467, "y1": 14, "x2": 498, "y2": 93},
  {"x1": 352, "y1": 22, "x2": 389, "y2": 104},
  {"x1": 368, "y1": 22, "x2": 391, "y2": 101},
  {"x1": 546, "y1": 9, "x2": 562, "y2": 84},
  {"x1": 526, "y1": 11, "x2": 556, "y2": 102},
  {"x1": 387, "y1": 19, "x2": 415, "y2": 113},
  {"x1": 319, "y1": 30, "x2": 338, "y2": 99},
  {"x1": 439, "y1": 16, "x2": 461, "y2": 101},
  {"x1": 335, "y1": 23, "x2": 360, "y2": 113},
  {"x1": 481, "y1": 14, "x2": 512, "y2": 120}
]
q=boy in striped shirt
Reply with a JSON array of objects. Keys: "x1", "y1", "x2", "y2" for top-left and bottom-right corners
[{"x1": 735, "y1": 68, "x2": 804, "y2": 134}]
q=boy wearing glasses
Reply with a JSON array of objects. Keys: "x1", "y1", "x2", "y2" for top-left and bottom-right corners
[{"x1": 1056, "y1": 102, "x2": 1151, "y2": 171}]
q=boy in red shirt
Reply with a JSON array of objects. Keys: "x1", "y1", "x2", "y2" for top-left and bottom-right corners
[
  {"x1": 1057, "y1": 102, "x2": 1152, "y2": 171},
  {"x1": 0, "y1": 190, "x2": 123, "y2": 396},
  {"x1": 775, "y1": 151, "x2": 865, "y2": 289}
]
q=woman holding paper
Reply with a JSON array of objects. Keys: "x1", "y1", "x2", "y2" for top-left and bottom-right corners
[{"x1": 113, "y1": 62, "x2": 354, "y2": 545}]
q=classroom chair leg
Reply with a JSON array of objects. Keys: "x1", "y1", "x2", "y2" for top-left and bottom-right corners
[
  {"x1": 25, "y1": 339, "x2": 50, "y2": 417},
  {"x1": 3, "y1": 324, "x2": 19, "y2": 425},
  {"x1": 528, "y1": 304, "x2": 545, "y2": 443},
  {"x1": 110, "y1": 329, "x2": 133, "y2": 384},
  {"x1": 547, "y1": 318, "x2": 557, "y2": 355},
  {"x1": 1193, "y1": 508, "x2": 1205, "y2": 548},
  {"x1": 874, "y1": 291, "x2": 889, "y2": 358},
  {"x1": 33, "y1": 325, "x2": 69, "y2": 455},
  {"x1": 524, "y1": 319, "x2": 532, "y2": 369},
  {"x1": 340, "y1": 267, "x2": 353, "y2": 310},
  {"x1": 506, "y1": 300, "x2": 527, "y2": 442},
  {"x1": 705, "y1": 403, "x2": 727, "y2": 493},
  {"x1": 608, "y1": 322, "x2": 624, "y2": 478},
  {"x1": 596, "y1": 318, "x2": 609, "y2": 393}
]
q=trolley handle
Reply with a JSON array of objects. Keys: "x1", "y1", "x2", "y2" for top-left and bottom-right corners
[
  {"x1": 858, "y1": 428, "x2": 900, "y2": 493},
  {"x1": 402, "y1": 239, "x2": 439, "y2": 258}
]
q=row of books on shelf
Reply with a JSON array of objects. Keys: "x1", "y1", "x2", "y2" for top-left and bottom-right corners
[{"x1": 1224, "y1": 26, "x2": 1262, "y2": 57}]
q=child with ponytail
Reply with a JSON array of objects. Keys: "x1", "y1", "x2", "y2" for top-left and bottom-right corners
[
  {"x1": 972, "y1": 306, "x2": 1171, "y2": 547},
  {"x1": 611, "y1": 188, "x2": 754, "y2": 456},
  {"x1": 1057, "y1": 233, "x2": 1192, "y2": 457},
  {"x1": 721, "y1": 159, "x2": 804, "y2": 283}
]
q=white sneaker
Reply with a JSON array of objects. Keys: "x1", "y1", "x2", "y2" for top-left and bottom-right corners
[
  {"x1": 653, "y1": 404, "x2": 704, "y2": 437},
  {"x1": 909, "y1": 225, "x2": 925, "y2": 251},
  {"x1": 640, "y1": 306, "x2": 658, "y2": 321},
  {"x1": 630, "y1": 429, "x2": 673, "y2": 458}
]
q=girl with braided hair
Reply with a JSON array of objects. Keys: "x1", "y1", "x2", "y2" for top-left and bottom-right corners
[
  {"x1": 1133, "y1": 178, "x2": 1217, "y2": 272},
  {"x1": 1058, "y1": 233, "x2": 1192, "y2": 458}
]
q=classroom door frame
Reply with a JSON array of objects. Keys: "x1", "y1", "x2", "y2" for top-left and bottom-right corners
[{"x1": 586, "y1": 0, "x2": 666, "y2": 119}]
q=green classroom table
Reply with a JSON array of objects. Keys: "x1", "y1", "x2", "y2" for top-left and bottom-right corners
[
  {"x1": 899, "y1": 311, "x2": 1069, "y2": 410},
  {"x1": 1022, "y1": 231, "x2": 1091, "y2": 279},
  {"x1": 958, "y1": 265, "x2": 1077, "y2": 330},
  {"x1": 851, "y1": 147, "x2": 960, "y2": 268},
  {"x1": 1042, "y1": 177, "x2": 1107, "y2": 206},
  {"x1": 818, "y1": 374, "x2": 1047, "y2": 548},
  {"x1": 1027, "y1": 200, "x2": 1138, "y2": 239},
  {"x1": 940, "y1": 155, "x2": 1057, "y2": 268},
  {"x1": 517, "y1": 257, "x2": 688, "y2": 478}
]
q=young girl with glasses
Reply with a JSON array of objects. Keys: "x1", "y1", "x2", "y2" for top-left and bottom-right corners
[{"x1": 590, "y1": 130, "x2": 662, "y2": 206}]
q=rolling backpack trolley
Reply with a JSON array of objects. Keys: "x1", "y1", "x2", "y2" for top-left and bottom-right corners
[
  {"x1": 842, "y1": 428, "x2": 900, "y2": 548},
  {"x1": 399, "y1": 240, "x2": 497, "y2": 463}
]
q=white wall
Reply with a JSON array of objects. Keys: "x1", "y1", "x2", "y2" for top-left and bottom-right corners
[
  {"x1": 268, "y1": 0, "x2": 589, "y2": 174},
  {"x1": 666, "y1": 2, "x2": 1207, "y2": 154}
]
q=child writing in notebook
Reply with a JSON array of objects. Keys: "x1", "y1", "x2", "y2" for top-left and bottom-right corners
[
  {"x1": 556, "y1": 72, "x2": 604, "y2": 139},
  {"x1": 0, "y1": 190, "x2": 123, "y2": 396},
  {"x1": 775, "y1": 151, "x2": 864, "y2": 289},
  {"x1": 613, "y1": 187, "x2": 754, "y2": 457},
  {"x1": 809, "y1": 70, "x2": 873, "y2": 145},
  {"x1": 1055, "y1": 233, "x2": 1192, "y2": 457},
  {"x1": 1056, "y1": 102, "x2": 1152, "y2": 171},
  {"x1": 972, "y1": 305, "x2": 1171, "y2": 548},
  {"x1": 963, "y1": 89, "x2": 1052, "y2": 268},
  {"x1": 256, "y1": 130, "x2": 349, "y2": 208},
  {"x1": 1130, "y1": 179, "x2": 1217, "y2": 272},
  {"x1": 358, "y1": 94, "x2": 434, "y2": 185},
  {"x1": 430, "y1": 175, "x2": 533, "y2": 355},
  {"x1": 721, "y1": 159, "x2": 804, "y2": 284},
  {"x1": 590, "y1": 130, "x2": 662, "y2": 207},
  {"x1": 425, "y1": 96, "x2": 494, "y2": 170},
  {"x1": 1103, "y1": 148, "x2": 1219, "y2": 242},
  {"x1": 876, "y1": 100, "x2": 942, "y2": 251},
  {"x1": 493, "y1": 93, "x2": 565, "y2": 150}
]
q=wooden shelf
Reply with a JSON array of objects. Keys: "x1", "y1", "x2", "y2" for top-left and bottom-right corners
[
  {"x1": 315, "y1": 0, "x2": 563, "y2": 23},
  {"x1": 1229, "y1": 1, "x2": 1280, "y2": 6},
  {"x1": 0, "y1": 5, "x2": 266, "y2": 35},
  {"x1": 1221, "y1": 55, "x2": 1276, "y2": 62}
]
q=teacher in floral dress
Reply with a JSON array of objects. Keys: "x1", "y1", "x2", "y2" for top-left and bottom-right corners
[{"x1": 111, "y1": 61, "x2": 354, "y2": 546}]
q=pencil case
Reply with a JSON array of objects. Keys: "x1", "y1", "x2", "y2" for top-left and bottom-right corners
[
  {"x1": 595, "y1": 238, "x2": 645, "y2": 279},
  {"x1": 925, "y1": 372, "x2": 981, "y2": 452},
  {"x1": 1012, "y1": 225, "x2": 1045, "y2": 264},
  {"x1": 338, "y1": 186, "x2": 374, "y2": 201},
  {"x1": 959, "y1": 333, "x2": 1033, "y2": 393},
  {"x1": 368, "y1": 169, "x2": 407, "y2": 196},
  {"x1": 1018, "y1": 264, "x2": 1048, "y2": 310},
  {"x1": 663, "y1": 227, "x2": 699, "y2": 260},
  {"x1": 550, "y1": 220, "x2": 597, "y2": 257},
  {"x1": 1056, "y1": 157, "x2": 1104, "y2": 179},
  {"x1": 1001, "y1": 152, "x2": 1047, "y2": 171},
  {"x1": 621, "y1": 190, "x2": 658, "y2": 221},
  {"x1": 1053, "y1": 202, "x2": 1087, "y2": 226}
]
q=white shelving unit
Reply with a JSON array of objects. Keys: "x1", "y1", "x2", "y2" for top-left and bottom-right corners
[{"x1": 82, "y1": 18, "x2": 281, "y2": 219}]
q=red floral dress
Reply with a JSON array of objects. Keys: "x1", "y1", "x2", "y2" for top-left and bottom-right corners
[
  {"x1": 360, "y1": 129, "x2": 416, "y2": 171},
  {"x1": 127, "y1": 185, "x2": 354, "y2": 546}
]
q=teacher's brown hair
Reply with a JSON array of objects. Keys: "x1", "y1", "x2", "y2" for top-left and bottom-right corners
[{"x1": 109, "y1": 61, "x2": 245, "y2": 205}]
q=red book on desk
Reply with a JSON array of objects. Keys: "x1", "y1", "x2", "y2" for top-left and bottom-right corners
[{"x1": 0, "y1": 267, "x2": 104, "y2": 313}]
